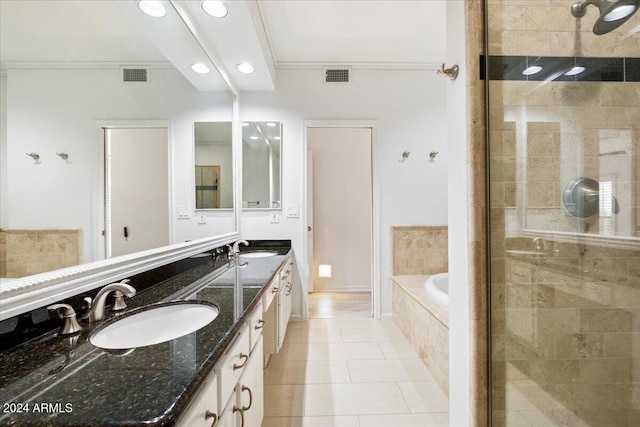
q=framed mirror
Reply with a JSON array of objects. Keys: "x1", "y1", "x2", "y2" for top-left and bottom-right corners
[
  {"x1": 194, "y1": 122, "x2": 233, "y2": 210},
  {"x1": 242, "y1": 122, "x2": 282, "y2": 210},
  {"x1": 0, "y1": 0, "x2": 239, "y2": 318}
]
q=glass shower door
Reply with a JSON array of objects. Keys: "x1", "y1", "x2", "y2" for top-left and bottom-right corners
[{"x1": 486, "y1": 1, "x2": 640, "y2": 425}]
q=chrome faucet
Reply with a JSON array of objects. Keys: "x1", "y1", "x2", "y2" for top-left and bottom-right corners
[
  {"x1": 533, "y1": 238, "x2": 546, "y2": 251},
  {"x1": 48, "y1": 303, "x2": 82, "y2": 335},
  {"x1": 84, "y1": 280, "x2": 136, "y2": 323},
  {"x1": 232, "y1": 240, "x2": 249, "y2": 254}
]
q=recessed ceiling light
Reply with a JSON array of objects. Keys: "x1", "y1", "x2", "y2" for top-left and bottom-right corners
[
  {"x1": 191, "y1": 63, "x2": 210, "y2": 74},
  {"x1": 522, "y1": 65, "x2": 543, "y2": 76},
  {"x1": 266, "y1": 122, "x2": 277, "y2": 127},
  {"x1": 250, "y1": 136, "x2": 260, "y2": 140},
  {"x1": 138, "y1": 0, "x2": 167, "y2": 18},
  {"x1": 236, "y1": 63, "x2": 255, "y2": 74},
  {"x1": 202, "y1": 1, "x2": 228, "y2": 18},
  {"x1": 564, "y1": 66, "x2": 586, "y2": 76},
  {"x1": 242, "y1": 122, "x2": 250, "y2": 127}
]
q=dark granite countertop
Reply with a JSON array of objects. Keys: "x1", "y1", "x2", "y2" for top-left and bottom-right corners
[{"x1": 0, "y1": 244, "x2": 291, "y2": 426}]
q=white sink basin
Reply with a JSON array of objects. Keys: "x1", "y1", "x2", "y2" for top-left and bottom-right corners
[
  {"x1": 239, "y1": 250, "x2": 278, "y2": 258},
  {"x1": 90, "y1": 302, "x2": 219, "y2": 350}
]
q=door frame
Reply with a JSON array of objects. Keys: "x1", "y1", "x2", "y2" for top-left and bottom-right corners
[
  {"x1": 94, "y1": 120, "x2": 174, "y2": 261},
  {"x1": 301, "y1": 120, "x2": 380, "y2": 320}
]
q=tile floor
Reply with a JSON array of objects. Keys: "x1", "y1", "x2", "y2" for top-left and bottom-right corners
[
  {"x1": 262, "y1": 317, "x2": 449, "y2": 427},
  {"x1": 308, "y1": 291, "x2": 372, "y2": 318}
]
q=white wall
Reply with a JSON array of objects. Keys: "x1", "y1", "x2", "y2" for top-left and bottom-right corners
[
  {"x1": 446, "y1": 1, "x2": 471, "y2": 425},
  {"x1": 240, "y1": 67, "x2": 448, "y2": 316},
  {"x1": 1, "y1": 75, "x2": 7, "y2": 228},
  {"x1": 4, "y1": 67, "x2": 234, "y2": 263}
]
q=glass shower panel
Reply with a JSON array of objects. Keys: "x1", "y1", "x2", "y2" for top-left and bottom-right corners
[{"x1": 487, "y1": 1, "x2": 640, "y2": 426}]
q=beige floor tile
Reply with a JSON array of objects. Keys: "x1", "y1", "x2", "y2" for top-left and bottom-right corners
[
  {"x1": 303, "y1": 383, "x2": 410, "y2": 416},
  {"x1": 297, "y1": 318, "x2": 374, "y2": 330},
  {"x1": 262, "y1": 416, "x2": 360, "y2": 427},
  {"x1": 347, "y1": 359, "x2": 436, "y2": 383},
  {"x1": 359, "y1": 413, "x2": 449, "y2": 427},
  {"x1": 309, "y1": 291, "x2": 371, "y2": 318},
  {"x1": 265, "y1": 360, "x2": 351, "y2": 385},
  {"x1": 276, "y1": 342, "x2": 385, "y2": 361},
  {"x1": 285, "y1": 328, "x2": 344, "y2": 343},
  {"x1": 398, "y1": 381, "x2": 449, "y2": 413},
  {"x1": 264, "y1": 384, "x2": 306, "y2": 417},
  {"x1": 378, "y1": 340, "x2": 421, "y2": 359},
  {"x1": 340, "y1": 326, "x2": 406, "y2": 342}
]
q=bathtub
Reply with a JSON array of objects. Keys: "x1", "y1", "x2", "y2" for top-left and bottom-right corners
[{"x1": 425, "y1": 272, "x2": 449, "y2": 305}]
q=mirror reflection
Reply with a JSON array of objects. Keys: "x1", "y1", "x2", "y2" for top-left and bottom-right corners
[
  {"x1": 0, "y1": 0, "x2": 235, "y2": 279},
  {"x1": 194, "y1": 122, "x2": 233, "y2": 209},
  {"x1": 242, "y1": 122, "x2": 282, "y2": 210}
]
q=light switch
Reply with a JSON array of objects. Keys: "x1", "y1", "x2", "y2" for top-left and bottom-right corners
[
  {"x1": 286, "y1": 204, "x2": 299, "y2": 218},
  {"x1": 177, "y1": 206, "x2": 190, "y2": 219}
]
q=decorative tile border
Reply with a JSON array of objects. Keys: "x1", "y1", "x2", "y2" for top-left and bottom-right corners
[{"x1": 484, "y1": 55, "x2": 640, "y2": 82}]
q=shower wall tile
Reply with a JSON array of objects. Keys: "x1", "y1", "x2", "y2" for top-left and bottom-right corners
[{"x1": 391, "y1": 226, "x2": 448, "y2": 275}]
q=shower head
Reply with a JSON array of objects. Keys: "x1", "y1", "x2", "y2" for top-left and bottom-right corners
[{"x1": 571, "y1": 0, "x2": 639, "y2": 34}]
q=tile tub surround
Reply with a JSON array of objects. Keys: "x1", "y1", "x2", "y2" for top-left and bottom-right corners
[
  {"x1": 0, "y1": 245, "x2": 292, "y2": 426},
  {"x1": 392, "y1": 275, "x2": 449, "y2": 395},
  {"x1": 391, "y1": 226, "x2": 448, "y2": 275},
  {"x1": 0, "y1": 229, "x2": 82, "y2": 277}
]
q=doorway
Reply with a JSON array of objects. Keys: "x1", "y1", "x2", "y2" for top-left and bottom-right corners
[
  {"x1": 102, "y1": 127, "x2": 169, "y2": 258},
  {"x1": 306, "y1": 127, "x2": 373, "y2": 318}
]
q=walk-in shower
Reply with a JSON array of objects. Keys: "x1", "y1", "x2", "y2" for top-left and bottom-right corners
[
  {"x1": 487, "y1": 0, "x2": 640, "y2": 425},
  {"x1": 571, "y1": 0, "x2": 639, "y2": 34}
]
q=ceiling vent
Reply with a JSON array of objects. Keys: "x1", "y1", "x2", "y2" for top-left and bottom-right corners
[
  {"x1": 122, "y1": 67, "x2": 149, "y2": 83},
  {"x1": 323, "y1": 66, "x2": 350, "y2": 83}
]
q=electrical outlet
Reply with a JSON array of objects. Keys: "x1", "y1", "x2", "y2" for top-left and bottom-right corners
[
  {"x1": 270, "y1": 213, "x2": 279, "y2": 223},
  {"x1": 286, "y1": 204, "x2": 299, "y2": 218},
  {"x1": 177, "y1": 206, "x2": 190, "y2": 219},
  {"x1": 197, "y1": 214, "x2": 207, "y2": 224}
]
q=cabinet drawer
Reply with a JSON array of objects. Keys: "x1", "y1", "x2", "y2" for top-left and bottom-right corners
[
  {"x1": 262, "y1": 275, "x2": 279, "y2": 311},
  {"x1": 248, "y1": 302, "x2": 264, "y2": 351},
  {"x1": 217, "y1": 392, "x2": 235, "y2": 427},
  {"x1": 216, "y1": 324, "x2": 251, "y2": 410},
  {"x1": 176, "y1": 370, "x2": 218, "y2": 427}
]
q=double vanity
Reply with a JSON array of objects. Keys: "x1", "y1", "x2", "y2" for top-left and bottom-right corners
[{"x1": 0, "y1": 241, "x2": 296, "y2": 426}]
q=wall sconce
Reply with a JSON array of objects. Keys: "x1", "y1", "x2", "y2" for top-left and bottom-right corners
[{"x1": 26, "y1": 152, "x2": 41, "y2": 164}]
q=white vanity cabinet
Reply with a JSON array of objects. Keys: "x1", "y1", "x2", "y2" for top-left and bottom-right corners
[
  {"x1": 263, "y1": 253, "x2": 295, "y2": 365},
  {"x1": 215, "y1": 302, "x2": 265, "y2": 427},
  {"x1": 176, "y1": 369, "x2": 219, "y2": 427},
  {"x1": 277, "y1": 257, "x2": 294, "y2": 349}
]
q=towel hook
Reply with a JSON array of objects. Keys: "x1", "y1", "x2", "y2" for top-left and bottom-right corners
[
  {"x1": 437, "y1": 64, "x2": 459, "y2": 81},
  {"x1": 399, "y1": 151, "x2": 411, "y2": 162},
  {"x1": 26, "y1": 152, "x2": 41, "y2": 163}
]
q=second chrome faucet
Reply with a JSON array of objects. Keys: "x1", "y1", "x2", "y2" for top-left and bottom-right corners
[{"x1": 84, "y1": 280, "x2": 136, "y2": 323}]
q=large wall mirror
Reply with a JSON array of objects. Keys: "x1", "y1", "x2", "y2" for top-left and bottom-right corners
[
  {"x1": 242, "y1": 122, "x2": 282, "y2": 210},
  {"x1": 0, "y1": 0, "x2": 238, "y2": 316}
]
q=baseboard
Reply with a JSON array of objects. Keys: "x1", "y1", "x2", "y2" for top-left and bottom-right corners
[
  {"x1": 381, "y1": 312, "x2": 393, "y2": 320},
  {"x1": 290, "y1": 314, "x2": 302, "y2": 322}
]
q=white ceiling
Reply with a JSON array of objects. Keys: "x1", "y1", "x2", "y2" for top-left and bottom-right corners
[{"x1": 0, "y1": 0, "x2": 447, "y2": 92}]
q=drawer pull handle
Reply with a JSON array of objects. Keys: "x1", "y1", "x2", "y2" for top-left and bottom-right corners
[
  {"x1": 241, "y1": 385, "x2": 253, "y2": 411},
  {"x1": 286, "y1": 282, "x2": 292, "y2": 296},
  {"x1": 233, "y1": 353, "x2": 249, "y2": 370},
  {"x1": 272, "y1": 286, "x2": 279, "y2": 293},
  {"x1": 233, "y1": 406, "x2": 245, "y2": 427},
  {"x1": 254, "y1": 319, "x2": 265, "y2": 330},
  {"x1": 205, "y1": 410, "x2": 218, "y2": 427}
]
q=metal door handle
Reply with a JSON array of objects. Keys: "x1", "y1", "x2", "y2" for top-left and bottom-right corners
[
  {"x1": 241, "y1": 385, "x2": 253, "y2": 411},
  {"x1": 233, "y1": 353, "x2": 249, "y2": 370}
]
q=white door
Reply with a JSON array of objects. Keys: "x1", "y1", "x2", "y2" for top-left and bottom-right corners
[
  {"x1": 307, "y1": 150, "x2": 314, "y2": 292},
  {"x1": 104, "y1": 127, "x2": 169, "y2": 257},
  {"x1": 307, "y1": 127, "x2": 373, "y2": 294}
]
